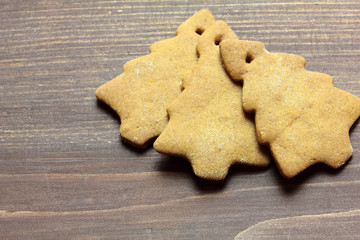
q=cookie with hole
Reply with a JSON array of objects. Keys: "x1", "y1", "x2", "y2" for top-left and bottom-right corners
[
  {"x1": 154, "y1": 21, "x2": 270, "y2": 180},
  {"x1": 95, "y1": 9, "x2": 215, "y2": 148},
  {"x1": 220, "y1": 39, "x2": 360, "y2": 178}
]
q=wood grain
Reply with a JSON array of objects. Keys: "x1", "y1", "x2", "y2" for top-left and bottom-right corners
[
  {"x1": 1, "y1": 0, "x2": 360, "y2": 239},
  {"x1": 235, "y1": 210, "x2": 360, "y2": 239}
]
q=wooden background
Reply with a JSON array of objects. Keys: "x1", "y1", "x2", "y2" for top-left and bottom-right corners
[{"x1": 1, "y1": 0, "x2": 360, "y2": 239}]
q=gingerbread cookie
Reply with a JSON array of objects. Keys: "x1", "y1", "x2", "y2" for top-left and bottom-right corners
[
  {"x1": 154, "y1": 21, "x2": 270, "y2": 180},
  {"x1": 95, "y1": 9, "x2": 215, "y2": 147},
  {"x1": 220, "y1": 39, "x2": 360, "y2": 178}
]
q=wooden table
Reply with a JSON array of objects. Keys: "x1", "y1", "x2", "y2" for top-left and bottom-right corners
[{"x1": 1, "y1": 1, "x2": 360, "y2": 239}]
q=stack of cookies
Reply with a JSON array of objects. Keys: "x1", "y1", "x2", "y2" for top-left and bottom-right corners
[{"x1": 96, "y1": 10, "x2": 360, "y2": 180}]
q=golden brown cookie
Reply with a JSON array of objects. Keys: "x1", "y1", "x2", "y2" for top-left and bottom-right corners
[
  {"x1": 154, "y1": 21, "x2": 270, "y2": 180},
  {"x1": 95, "y1": 9, "x2": 215, "y2": 147},
  {"x1": 220, "y1": 39, "x2": 360, "y2": 178}
]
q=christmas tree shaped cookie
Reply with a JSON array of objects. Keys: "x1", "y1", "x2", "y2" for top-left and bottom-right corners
[
  {"x1": 154, "y1": 22, "x2": 270, "y2": 180},
  {"x1": 220, "y1": 39, "x2": 360, "y2": 178},
  {"x1": 96, "y1": 10, "x2": 215, "y2": 147}
]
